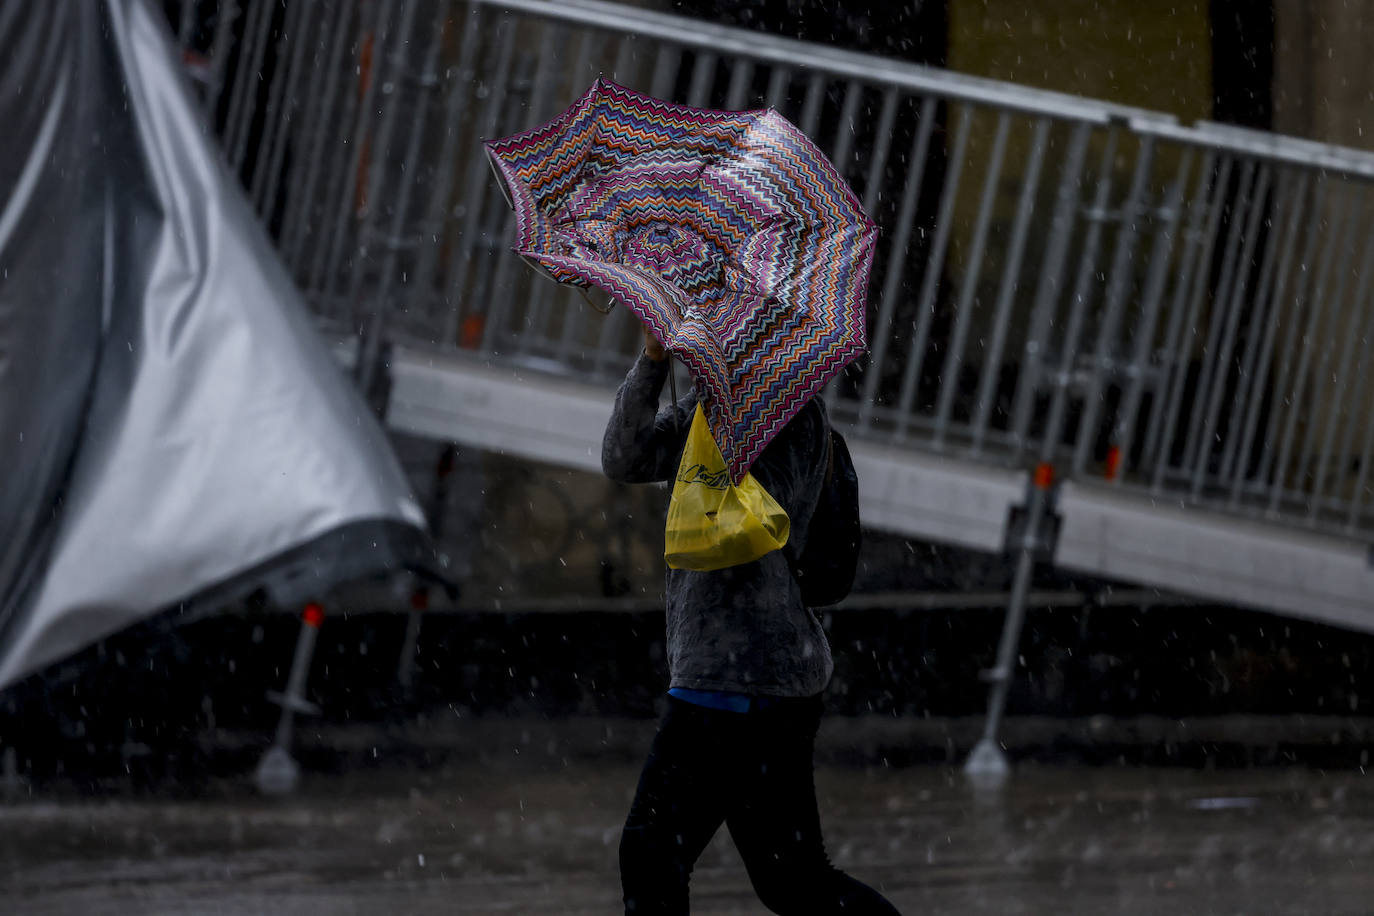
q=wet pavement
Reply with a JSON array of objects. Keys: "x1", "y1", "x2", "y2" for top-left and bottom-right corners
[{"x1": 3, "y1": 749, "x2": 1373, "y2": 915}]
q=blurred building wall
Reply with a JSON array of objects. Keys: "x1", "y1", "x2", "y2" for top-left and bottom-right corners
[{"x1": 1273, "y1": 0, "x2": 1374, "y2": 148}]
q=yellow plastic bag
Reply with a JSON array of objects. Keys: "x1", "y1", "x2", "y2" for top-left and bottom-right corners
[{"x1": 664, "y1": 404, "x2": 790, "y2": 571}]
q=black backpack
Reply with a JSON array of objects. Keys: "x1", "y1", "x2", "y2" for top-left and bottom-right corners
[{"x1": 788, "y1": 408, "x2": 860, "y2": 607}]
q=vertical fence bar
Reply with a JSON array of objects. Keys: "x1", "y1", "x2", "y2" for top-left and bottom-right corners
[
  {"x1": 341, "y1": 0, "x2": 422, "y2": 347},
  {"x1": 798, "y1": 71, "x2": 825, "y2": 138},
  {"x1": 1265, "y1": 193, "x2": 1355, "y2": 513},
  {"x1": 724, "y1": 58, "x2": 753, "y2": 109},
  {"x1": 827, "y1": 81, "x2": 864, "y2": 179},
  {"x1": 1346, "y1": 412, "x2": 1374, "y2": 529},
  {"x1": 281, "y1": 0, "x2": 356, "y2": 274},
  {"x1": 1109, "y1": 148, "x2": 1194, "y2": 481},
  {"x1": 1311, "y1": 217, "x2": 1374, "y2": 518},
  {"x1": 220, "y1": 0, "x2": 265, "y2": 151},
  {"x1": 308, "y1": 0, "x2": 393, "y2": 301},
  {"x1": 268, "y1": 0, "x2": 344, "y2": 252},
  {"x1": 1136, "y1": 151, "x2": 1216, "y2": 470},
  {"x1": 1245, "y1": 181, "x2": 1328, "y2": 501},
  {"x1": 764, "y1": 65, "x2": 790, "y2": 108},
  {"x1": 1147, "y1": 156, "x2": 1232, "y2": 490},
  {"x1": 242, "y1": 1, "x2": 296, "y2": 200},
  {"x1": 858, "y1": 89, "x2": 900, "y2": 218},
  {"x1": 1345, "y1": 338, "x2": 1374, "y2": 528},
  {"x1": 225, "y1": 0, "x2": 277, "y2": 171},
  {"x1": 481, "y1": 44, "x2": 549, "y2": 356},
  {"x1": 1293, "y1": 199, "x2": 1362, "y2": 504},
  {"x1": 1036, "y1": 130, "x2": 1120, "y2": 464},
  {"x1": 1331, "y1": 260, "x2": 1374, "y2": 525},
  {"x1": 932, "y1": 112, "x2": 1011, "y2": 447},
  {"x1": 1179, "y1": 161, "x2": 1258, "y2": 474},
  {"x1": 892, "y1": 104, "x2": 973, "y2": 439},
  {"x1": 648, "y1": 42, "x2": 680, "y2": 98},
  {"x1": 1070, "y1": 135, "x2": 1157, "y2": 473},
  {"x1": 251, "y1": 0, "x2": 314, "y2": 214},
  {"x1": 971, "y1": 117, "x2": 1050, "y2": 453},
  {"x1": 512, "y1": 22, "x2": 566, "y2": 357},
  {"x1": 1008, "y1": 122, "x2": 1093, "y2": 458},
  {"x1": 439, "y1": 12, "x2": 515, "y2": 347},
  {"x1": 686, "y1": 51, "x2": 716, "y2": 106},
  {"x1": 1188, "y1": 165, "x2": 1273, "y2": 497},
  {"x1": 857, "y1": 96, "x2": 937, "y2": 431},
  {"x1": 826, "y1": 85, "x2": 899, "y2": 403},
  {"x1": 405, "y1": 3, "x2": 484, "y2": 342},
  {"x1": 1218, "y1": 172, "x2": 1302, "y2": 485},
  {"x1": 355, "y1": 0, "x2": 446, "y2": 390}
]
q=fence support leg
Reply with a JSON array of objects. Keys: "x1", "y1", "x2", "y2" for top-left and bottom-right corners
[
  {"x1": 255, "y1": 602, "x2": 325, "y2": 795},
  {"x1": 966, "y1": 465, "x2": 1055, "y2": 781}
]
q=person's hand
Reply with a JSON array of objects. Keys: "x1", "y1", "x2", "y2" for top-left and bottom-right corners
[{"x1": 642, "y1": 324, "x2": 667, "y2": 362}]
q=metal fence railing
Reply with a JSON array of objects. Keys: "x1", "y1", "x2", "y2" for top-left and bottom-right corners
[{"x1": 169, "y1": 0, "x2": 1374, "y2": 544}]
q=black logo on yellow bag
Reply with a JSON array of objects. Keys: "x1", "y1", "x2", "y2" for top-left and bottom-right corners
[{"x1": 677, "y1": 463, "x2": 729, "y2": 490}]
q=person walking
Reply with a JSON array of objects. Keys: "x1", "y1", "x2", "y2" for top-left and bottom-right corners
[{"x1": 602, "y1": 327, "x2": 901, "y2": 915}]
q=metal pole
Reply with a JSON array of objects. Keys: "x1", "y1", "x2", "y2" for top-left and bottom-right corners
[
  {"x1": 964, "y1": 133, "x2": 1121, "y2": 781},
  {"x1": 964, "y1": 464, "x2": 1053, "y2": 779},
  {"x1": 255, "y1": 603, "x2": 326, "y2": 796}
]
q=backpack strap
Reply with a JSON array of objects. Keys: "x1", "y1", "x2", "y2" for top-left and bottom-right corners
[{"x1": 783, "y1": 399, "x2": 832, "y2": 583}]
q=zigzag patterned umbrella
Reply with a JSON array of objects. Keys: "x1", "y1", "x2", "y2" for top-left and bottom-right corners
[{"x1": 486, "y1": 78, "x2": 876, "y2": 482}]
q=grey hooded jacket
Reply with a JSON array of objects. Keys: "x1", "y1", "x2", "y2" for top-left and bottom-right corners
[{"x1": 602, "y1": 352, "x2": 834, "y2": 697}]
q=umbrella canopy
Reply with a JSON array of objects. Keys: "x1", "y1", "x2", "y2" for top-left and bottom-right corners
[{"x1": 486, "y1": 78, "x2": 876, "y2": 482}]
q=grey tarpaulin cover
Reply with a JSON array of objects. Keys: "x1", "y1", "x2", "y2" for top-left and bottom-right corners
[{"x1": 0, "y1": 1, "x2": 431, "y2": 689}]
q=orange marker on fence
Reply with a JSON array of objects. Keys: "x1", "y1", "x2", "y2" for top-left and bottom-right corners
[{"x1": 1034, "y1": 462, "x2": 1055, "y2": 491}]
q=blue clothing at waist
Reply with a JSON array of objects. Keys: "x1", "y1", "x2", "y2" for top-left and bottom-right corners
[{"x1": 668, "y1": 687, "x2": 783, "y2": 713}]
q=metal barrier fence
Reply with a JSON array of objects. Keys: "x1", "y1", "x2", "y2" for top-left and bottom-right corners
[{"x1": 171, "y1": 0, "x2": 1374, "y2": 543}]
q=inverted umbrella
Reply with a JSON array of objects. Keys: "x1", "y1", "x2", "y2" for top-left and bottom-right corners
[{"x1": 486, "y1": 78, "x2": 876, "y2": 482}]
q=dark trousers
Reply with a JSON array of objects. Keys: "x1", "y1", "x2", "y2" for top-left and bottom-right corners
[{"x1": 619, "y1": 694, "x2": 901, "y2": 915}]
